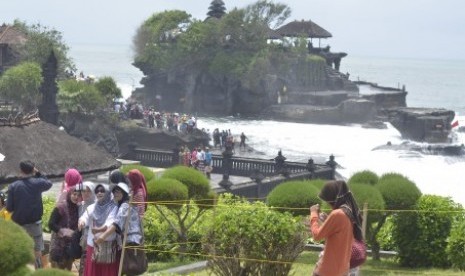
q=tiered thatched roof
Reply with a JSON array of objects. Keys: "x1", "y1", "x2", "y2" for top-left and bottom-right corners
[
  {"x1": 276, "y1": 20, "x2": 332, "y2": 39},
  {"x1": 0, "y1": 24, "x2": 27, "y2": 45},
  {"x1": 0, "y1": 112, "x2": 120, "y2": 184}
]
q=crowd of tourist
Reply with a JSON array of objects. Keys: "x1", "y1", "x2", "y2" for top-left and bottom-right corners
[
  {"x1": 3, "y1": 160, "x2": 147, "y2": 276},
  {"x1": 113, "y1": 101, "x2": 201, "y2": 134}
]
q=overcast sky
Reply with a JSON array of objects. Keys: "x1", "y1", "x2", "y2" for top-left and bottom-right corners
[{"x1": 2, "y1": 0, "x2": 464, "y2": 59}]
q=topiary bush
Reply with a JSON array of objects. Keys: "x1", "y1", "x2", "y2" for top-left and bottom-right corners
[
  {"x1": 147, "y1": 178, "x2": 188, "y2": 209},
  {"x1": 349, "y1": 183, "x2": 385, "y2": 223},
  {"x1": 203, "y1": 194, "x2": 307, "y2": 276},
  {"x1": 447, "y1": 217, "x2": 465, "y2": 271},
  {"x1": 0, "y1": 218, "x2": 34, "y2": 275},
  {"x1": 394, "y1": 195, "x2": 463, "y2": 268},
  {"x1": 375, "y1": 172, "x2": 421, "y2": 211},
  {"x1": 348, "y1": 170, "x2": 379, "y2": 186},
  {"x1": 266, "y1": 180, "x2": 321, "y2": 216},
  {"x1": 309, "y1": 179, "x2": 326, "y2": 190},
  {"x1": 161, "y1": 166, "x2": 210, "y2": 198},
  {"x1": 120, "y1": 164, "x2": 155, "y2": 182}
]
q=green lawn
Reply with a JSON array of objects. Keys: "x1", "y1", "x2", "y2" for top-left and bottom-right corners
[{"x1": 147, "y1": 251, "x2": 465, "y2": 276}]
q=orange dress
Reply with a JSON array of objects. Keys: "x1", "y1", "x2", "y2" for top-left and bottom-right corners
[{"x1": 310, "y1": 209, "x2": 353, "y2": 276}]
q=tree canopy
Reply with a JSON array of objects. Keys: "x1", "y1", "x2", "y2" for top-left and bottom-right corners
[
  {"x1": 0, "y1": 62, "x2": 43, "y2": 112},
  {"x1": 12, "y1": 20, "x2": 75, "y2": 79},
  {"x1": 132, "y1": 0, "x2": 294, "y2": 88}
]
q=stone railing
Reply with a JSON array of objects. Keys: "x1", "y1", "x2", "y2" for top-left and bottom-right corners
[{"x1": 128, "y1": 147, "x2": 335, "y2": 179}]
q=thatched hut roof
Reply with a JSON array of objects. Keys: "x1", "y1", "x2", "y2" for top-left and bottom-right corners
[
  {"x1": 276, "y1": 20, "x2": 332, "y2": 39},
  {"x1": 0, "y1": 24, "x2": 27, "y2": 45},
  {"x1": 0, "y1": 114, "x2": 120, "y2": 184}
]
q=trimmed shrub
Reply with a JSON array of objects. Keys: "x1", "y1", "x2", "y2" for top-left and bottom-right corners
[
  {"x1": 120, "y1": 164, "x2": 155, "y2": 182},
  {"x1": 348, "y1": 170, "x2": 379, "y2": 186},
  {"x1": 309, "y1": 179, "x2": 326, "y2": 190},
  {"x1": 447, "y1": 217, "x2": 465, "y2": 271},
  {"x1": 147, "y1": 178, "x2": 188, "y2": 209},
  {"x1": 375, "y1": 172, "x2": 421, "y2": 210},
  {"x1": 0, "y1": 219, "x2": 34, "y2": 274},
  {"x1": 349, "y1": 183, "x2": 385, "y2": 223},
  {"x1": 203, "y1": 194, "x2": 307, "y2": 276},
  {"x1": 266, "y1": 180, "x2": 321, "y2": 216},
  {"x1": 394, "y1": 195, "x2": 463, "y2": 268},
  {"x1": 161, "y1": 166, "x2": 210, "y2": 198}
]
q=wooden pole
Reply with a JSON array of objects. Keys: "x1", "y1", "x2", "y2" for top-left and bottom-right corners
[
  {"x1": 118, "y1": 196, "x2": 133, "y2": 276},
  {"x1": 362, "y1": 202, "x2": 368, "y2": 240}
]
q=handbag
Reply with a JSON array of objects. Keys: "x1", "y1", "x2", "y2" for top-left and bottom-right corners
[
  {"x1": 121, "y1": 205, "x2": 148, "y2": 275},
  {"x1": 92, "y1": 239, "x2": 118, "y2": 264},
  {"x1": 122, "y1": 242, "x2": 148, "y2": 275},
  {"x1": 65, "y1": 230, "x2": 82, "y2": 259},
  {"x1": 350, "y1": 239, "x2": 367, "y2": 268}
]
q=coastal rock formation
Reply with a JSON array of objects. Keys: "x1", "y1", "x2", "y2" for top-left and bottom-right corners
[{"x1": 384, "y1": 108, "x2": 455, "y2": 143}]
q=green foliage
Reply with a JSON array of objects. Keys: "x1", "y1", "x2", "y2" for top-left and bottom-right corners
[
  {"x1": 161, "y1": 166, "x2": 210, "y2": 198},
  {"x1": 266, "y1": 180, "x2": 321, "y2": 216},
  {"x1": 309, "y1": 179, "x2": 326, "y2": 190},
  {"x1": 393, "y1": 195, "x2": 463, "y2": 268},
  {"x1": 0, "y1": 218, "x2": 34, "y2": 274},
  {"x1": 375, "y1": 172, "x2": 421, "y2": 210},
  {"x1": 447, "y1": 217, "x2": 465, "y2": 271},
  {"x1": 376, "y1": 216, "x2": 396, "y2": 251},
  {"x1": 148, "y1": 178, "x2": 188, "y2": 209},
  {"x1": 57, "y1": 79, "x2": 104, "y2": 112},
  {"x1": 120, "y1": 164, "x2": 156, "y2": 182},
  {"x1": 13, "y1": 20, "x2": 75, "y2": 78},
  {"x1": 0, "y1": 62, "x2": 43, "y2": 111},
  {"x1": 243, "y1": 0, "x2": 291, "y2": 29},
  {"x1": 348, "y1": 170, "x2": 379, "y2": 186},
  {"x1": 203, "y1": 194, "x2": 307, "y2": 276},
  {"x1": 42, "y1": 196, "x2": 55, "y2": 233},
  {"x1": 349, "y1": 183, "x2": 385, "y2": 223},
  {"x1": 94, "y1": 76, "x2": 122, "y2": 104},
  {"x1": 31, "y1": 268, "x2": 74, "y2": 275}
]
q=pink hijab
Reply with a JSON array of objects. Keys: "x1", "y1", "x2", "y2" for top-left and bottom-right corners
[
  {"x1": 64, "y1": 168, "x2": 82, "y2": 191},
  {"x1": 127, "y1": 169, "x2": 147, "y2": 209},
  {"x1": 57, "y1": 168, "x2": 82, "y2": 203}
]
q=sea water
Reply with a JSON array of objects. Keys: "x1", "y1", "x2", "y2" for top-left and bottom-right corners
[{"x1": 69, "y1": 44, "x2": 465, "y2": 206}]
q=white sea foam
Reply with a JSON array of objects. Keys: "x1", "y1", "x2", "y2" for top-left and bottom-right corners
[{"x1": 198, "y1": 117, "x2": 465, "y2": 206}]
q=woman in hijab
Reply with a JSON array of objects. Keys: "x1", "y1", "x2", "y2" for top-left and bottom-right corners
[
  {"x1": 58, "y1": 168, "x2": 82, "y2": 203},
  {"x1": 49, "y1": 185, "x2": 82, "y2": 270},
  {"x1": 127, "y1": 169, "x2": 147, "y2": 218},
  {"x1": 309, "y1": 180, "x2": 363, "y2": 276},
  {"x1": 78, "y1": 183, "x2": 119, "y2": 276},
  {"x1": 78, "y1": 181, "x2": 96, "y2": 276},
  {"x1": 95, "y1": 183, "x2": 143, "y2": 250},
  {"x1": 109, "y1": 170, "x2": 128, "y2": 186},
  {"x1": 95, "y1": 183, "x2": 144, "y2": 275}
]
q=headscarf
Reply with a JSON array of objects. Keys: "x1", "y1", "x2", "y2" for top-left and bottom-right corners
[
  {"x1": 64, "y1": 168, "x2": 82, "y2": 191},
  {"x1": 79, "y1": 181, "x2": 96, "y2": 216},
  {"x1": 109, "y1": 170, "x2": 128, "y2": 185},
  {"x1": 319, "y1": 180, "x2": 363, "y2": 241},
  {"x1": 127, "y1": 169, "x2": 147, "y2": 210},
  {"x1": 56, "y1": 185, "x2": 80, "y2": 230},
  {"x1": 92, "y1": 184, "x2": 117, "y2": 227}
]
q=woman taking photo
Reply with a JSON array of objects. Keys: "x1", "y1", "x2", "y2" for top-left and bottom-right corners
[
  {"x1": 49, "y1": 185, "x2": 82, "y2": 270},
  {"x1": 79, "y1": 183, "x2": 119, "y2": 276},
  {"x1": 309, "y1": 180, "x2": 363, "y2": 276}
]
